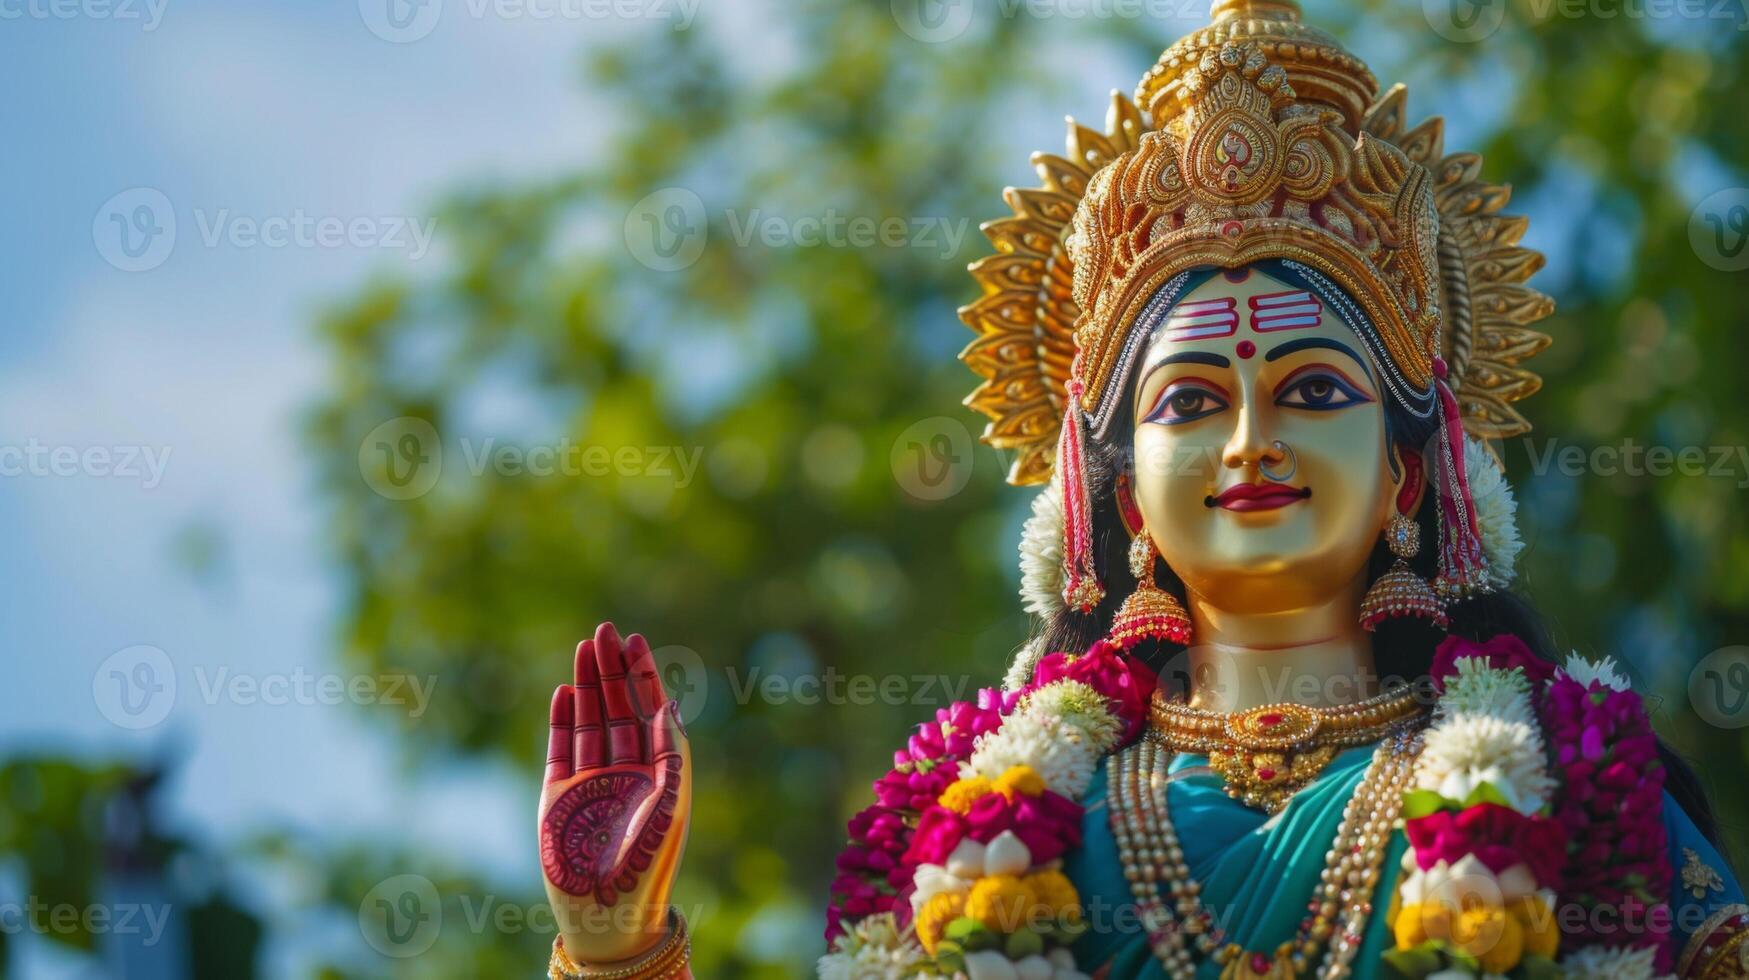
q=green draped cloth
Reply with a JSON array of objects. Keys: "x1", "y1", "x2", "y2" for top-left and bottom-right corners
[{"x1": 1063, "y1": 744, "x2": 1414, "y2": 978}]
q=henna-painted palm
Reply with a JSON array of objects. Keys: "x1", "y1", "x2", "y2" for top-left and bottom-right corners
[{"x1": 541, "y1": 622, "x2": 691, "y2": 964}]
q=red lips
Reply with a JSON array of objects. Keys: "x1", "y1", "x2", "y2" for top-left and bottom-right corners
[{"x1": 1210, "y1": 481, "x2": 1312, "y2": 512}]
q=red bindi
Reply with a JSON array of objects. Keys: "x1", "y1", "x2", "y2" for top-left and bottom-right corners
[{"x1": 1236, "y1": 339, "x2": 1256, "y2": 359}]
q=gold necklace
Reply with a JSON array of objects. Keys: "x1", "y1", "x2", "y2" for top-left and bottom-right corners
[
  {"x1": 1109, "y1": 728, "x2": 1424, "y2": 980},
  {"x1": 1149, "y1": 687, "x2": 1425, "y2": 813}
]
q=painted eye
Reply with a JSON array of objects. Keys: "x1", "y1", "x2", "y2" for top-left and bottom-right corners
[
  {"x1": 1276, "y1": 372, "x2": 1370, "y2": 410},
  {"x1": 1144, "y1": 383, "x2": 1229, "y2": 425}
]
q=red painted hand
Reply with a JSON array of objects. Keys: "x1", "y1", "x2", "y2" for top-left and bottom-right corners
[{"x1": 540, "y1": 622, "x2": 691, "y2": 965}]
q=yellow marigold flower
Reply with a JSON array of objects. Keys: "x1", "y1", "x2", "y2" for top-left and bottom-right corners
[
  {"x1": 1392, "y1": 903, "x2": 1428, "y2": 950},
  {"x1": 939, "y1": 776, "x2": 996, "y2": 814},
  {"x1": 965, "y1": 874, "x2": 1036, "y2": 932},
  {"x1": 1025, "y1": 869, "x2": 1081, "y2": 922},
  {"x1": 1509, "y1": 896, "x2": 1559, "y2": 960},
  {"x1": 914, "y1": 891, "x2": 965, "y2": 955},
  {"x1": 1393, "y1": 901, "x2": 1454, "y2": 949},
  {"x1": 1450, "y1": 905, "x2": 1523, "y2": 974},
  {"x1": 995, "y1": 765, "x2": 1046, "y2": 798}
]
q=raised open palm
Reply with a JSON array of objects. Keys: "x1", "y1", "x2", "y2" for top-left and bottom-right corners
[{"x1": 541, "y1": 622, "x2": 691, "y2": 966}]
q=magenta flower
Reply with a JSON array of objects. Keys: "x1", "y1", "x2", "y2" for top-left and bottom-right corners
[
  {"x1": 1540, "y1": 672, "x2": 1673, "y2": 968},
  {"x1": 1026, "y1": 639, "x2": 1157, "y2": 741},
  {"x1": 1430, "y1": 633, "x2": 1556, "y2": 690}
]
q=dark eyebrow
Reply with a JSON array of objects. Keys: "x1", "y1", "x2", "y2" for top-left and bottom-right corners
[
  {"x1": 1263, "y1": 337, "x2": 1373, "y2": 378},
  {"x1": 1139, "y1": 350, "x2": 1232, "y2": 386}
]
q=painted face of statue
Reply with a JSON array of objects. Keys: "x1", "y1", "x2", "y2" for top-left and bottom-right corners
[{"x1": 1131, "y1": 267, "x2": 1413, "y2": 615}]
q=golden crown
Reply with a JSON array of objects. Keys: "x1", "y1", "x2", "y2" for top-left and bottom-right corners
[{"x1": 959, "y1": 0, "x2": 1552, "y2": 485}]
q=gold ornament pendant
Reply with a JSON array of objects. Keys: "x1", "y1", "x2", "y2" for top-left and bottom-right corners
[
  {"x1": 1216, "y1": 943, "x2": 1298, "y2": 979},
  {"x1": 1151, "y1": 691, "x2": 1426, "y2": 813},
  {"x1": 1208, "y1": 704, "x2": 1337, "y2": 812}
]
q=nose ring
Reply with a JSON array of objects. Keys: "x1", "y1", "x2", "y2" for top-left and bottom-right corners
[{"x1": 1260, "y1": 440, "x2": 1297, "y2": 482}]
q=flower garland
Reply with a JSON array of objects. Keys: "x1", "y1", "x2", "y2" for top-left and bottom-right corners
[
  {"x1": 821, "y1": 641, "x2": 1154, "y2": 978},
  {"x1": 1385, "y1": 635, "x2": 1676, "y2": 979},
  {"x1": 1387, "y1": 635, "x2": 1566, "y2": 978},
  {"x1": 1542, "y1": 653, "x2": 1673, "y2": 973}
]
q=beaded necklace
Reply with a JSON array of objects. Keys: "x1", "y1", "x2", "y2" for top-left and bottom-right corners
[{"x1": 1108, "y1": 723, "x2": 1424, "y2": 979}]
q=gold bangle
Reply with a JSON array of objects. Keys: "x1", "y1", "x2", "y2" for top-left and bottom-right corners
[{"x1": 548, "y1": 909, "x2": 689, "y2": 980}]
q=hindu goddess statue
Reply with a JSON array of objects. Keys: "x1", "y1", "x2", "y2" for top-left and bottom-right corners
[{"x1": 530, "y1": 3, "x2": 1748, "y2": 978}]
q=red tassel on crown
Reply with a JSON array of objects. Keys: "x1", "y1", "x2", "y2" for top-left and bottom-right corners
[
  {"x1": 1059, "y1": 376, "x2": 1105, "y2": 612},
  {"x1": 1430, "y1": 357, "x2": 1492, "y2": 599}
]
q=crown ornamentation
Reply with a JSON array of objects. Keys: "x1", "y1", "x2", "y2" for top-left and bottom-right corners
[
  {"x1": 958, "y1": 0, "x2": 1551, "y2": 487},
  {"x1": 1068, "y1": 39, "x2": 1443, "y2": 436}
]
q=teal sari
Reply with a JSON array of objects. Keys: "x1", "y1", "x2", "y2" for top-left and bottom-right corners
[
  {"x1": 1062, "y1": 742, "x2": 1742, "y2": 978},
  {"x1": 1065, "y1": 745, "x2": 1405, "y2": 978}
]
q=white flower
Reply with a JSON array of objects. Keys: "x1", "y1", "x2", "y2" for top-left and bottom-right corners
[
  {"x1": 946, "y1": 838, "x2": 987, "y2": 878},
  {"x1": 1465, "y1": 435, "x2": 1523, "y2": 590},
  {"x1": 966, "y1": 950, "x2": 1020, "y2": 980},
  {"x1": 1015, "y1": 955, "x2": 1055, "y2": 980},
  {"x1": 983, "y1": 830, "x2": 1033, "y2": 876},
  {"x1": 1004, "y1": 634, "x2": 1050, "y2": 691},
  {"x1": 962, "y1": 711, "x2": 1099, "y2": 798},
  {"x1": 1558, "y1": 944, "x2": 1663, "y2": 979},
  {"x1": 1399, "y1": 853, "x2": 1531, "y2": 906},
  {"x1": 817, "y1": 913, "x2": 930, "y2": 979},
  {"x1": 1438, "y1": 659, "x2": 1535, "y2": 728},
  {"x1": 1019, "y1": 473, "x2": 1065, "y2": 618},
  {"x1": 910, "y1": 864, "x2": 971, "y2": 917},
  {"x1": 1416, "y1": 712, "x2": 1553, "y2": 813},
  {"x1": 1018, "y1": 680, "x2": 1122, "y2": 750},
  {"x1": 1563, "y1": 653, "x2": 1630, "y2": 692}
]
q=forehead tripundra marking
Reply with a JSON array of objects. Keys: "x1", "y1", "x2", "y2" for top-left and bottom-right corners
[
  {"x1": 1162, "y1": 297, "x2": 1238, "y2": 342},
  {"x1": 1249, "y1": 290, "x2": 1321, "y2": 332}
]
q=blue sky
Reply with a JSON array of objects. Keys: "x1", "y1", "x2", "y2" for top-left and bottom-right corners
[{"x1": 0, "y1": 2, "x2": 640, "y2": 974}]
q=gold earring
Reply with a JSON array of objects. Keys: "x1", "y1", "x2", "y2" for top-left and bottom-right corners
[
  {"x1": 1359, "y1": 513, "x2": 1448, "y2": 630},
  {"x1": 1108, "y1": 530, "x2": 1192, "y2": 647}
]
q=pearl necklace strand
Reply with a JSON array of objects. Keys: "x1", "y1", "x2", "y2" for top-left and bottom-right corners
[{"x1": 1109, "y1": 724, "x2": 1423, "y2": 979}]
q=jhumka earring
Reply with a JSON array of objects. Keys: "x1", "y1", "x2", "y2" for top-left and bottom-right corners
[
  {"x1": 1109, "y1": 530, "x2": 1193, "y2": 647},
  {"x1": 1359, "y1": 513, "x2": 1449, "y2": 630}
]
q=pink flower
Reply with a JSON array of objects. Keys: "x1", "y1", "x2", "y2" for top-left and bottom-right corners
[
  {"x1": 1430, "y1": 633, "x2": 1556, "y2": 690},
  {"x1": 902, "y1": 804, "x2": 970, "y2": 867},
  {"x1": 1027, "y1": 639, "x2": 1157, "y2": 741},
  {"x1": 1539, "y1": 672, "x2": 1673, "y2": 967},
  {"x1": 961, "y1": 787, "x2": 1084, "y2": 864},
  {"x1": 1404, "y1": 803, "x2": 1567, "y2": 888}
]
